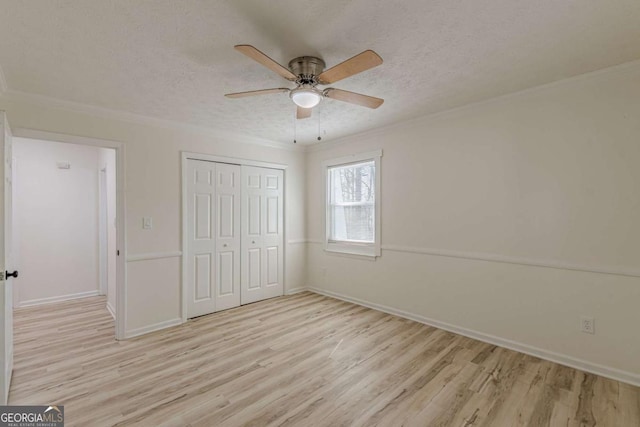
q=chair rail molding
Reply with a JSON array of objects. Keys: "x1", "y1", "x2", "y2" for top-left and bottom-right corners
[
  {"x1": 306, "y1": 237, "x2": 640, "y2": 279},
  {"x1": 380, "y1": 244, "x2": 640, "y2": 278},
  {"x1": 127, "y1": 251, "x2": 183, "y2": 262}
]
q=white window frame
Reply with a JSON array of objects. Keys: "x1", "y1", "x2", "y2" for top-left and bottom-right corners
[{"x1": 323, "y1": 150, "x2": 382, "y2": 257}]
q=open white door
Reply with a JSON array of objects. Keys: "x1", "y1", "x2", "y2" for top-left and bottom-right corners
[{"x1": 0, "y1": 111, "x2": 14, "y2": 404}]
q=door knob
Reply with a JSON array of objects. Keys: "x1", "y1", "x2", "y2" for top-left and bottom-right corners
[
  {"x1": 5, "y1": 270, "x2": 18, "y2": 279},
  {"x1": 223, "y1": 243, "x2": 228, "y2": 247},
  {"x1": 252, "y1": 240, "x2": 256, "y2": 244}
]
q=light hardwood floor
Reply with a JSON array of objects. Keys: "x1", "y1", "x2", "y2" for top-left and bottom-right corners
[{"x1": 9, "y1": 292, "x2": 640, "y2": 426}]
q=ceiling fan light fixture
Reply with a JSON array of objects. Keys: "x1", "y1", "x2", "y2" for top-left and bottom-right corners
[{"x1": 290, "y1": 87, "x2": 323, "y2": 108}]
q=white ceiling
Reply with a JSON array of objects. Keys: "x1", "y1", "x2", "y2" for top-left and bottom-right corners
[{"x1": 1, "y1": 1, "x2": 639, "y2": 145}]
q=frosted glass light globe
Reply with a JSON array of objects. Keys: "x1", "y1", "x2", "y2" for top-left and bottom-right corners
[{"x1": 290, "y1": 88, "x2": 322, "y2": 108}]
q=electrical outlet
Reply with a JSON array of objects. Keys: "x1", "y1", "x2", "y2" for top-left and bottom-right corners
[{"x1": 581, "y1": 316, "x2": 595, "y2": 334}]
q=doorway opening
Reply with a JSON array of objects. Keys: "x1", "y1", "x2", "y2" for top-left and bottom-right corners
[
  {"x1": 8, "y1": 129, "x2": 126, "y2": 344},
  {"x1": 13, "y1": 137, "x2": 118, "y2": 321}
]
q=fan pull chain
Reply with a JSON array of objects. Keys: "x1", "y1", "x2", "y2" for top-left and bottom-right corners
[
  {"x1": 317, "y1": 106, "x2": 322, "y2": 141},
  {"x1": 293, "y1": 109, "x2": 297, "y2": 144}
]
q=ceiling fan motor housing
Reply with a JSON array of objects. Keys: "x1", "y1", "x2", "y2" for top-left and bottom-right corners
[{"x1": 288, "y1": 56, "x2": 326, "y2": 84}]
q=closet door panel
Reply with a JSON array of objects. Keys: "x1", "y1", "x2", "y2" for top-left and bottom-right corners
[
  {"x1": 241, "y1": 166, "x2": 283, "y2": 304},
  {"x1": 186, "y1": 160, "x2": 241, "y2": 317},
  {"x1": 262, "y1": 169, "x2": 284, "y2": 299},
  {"x1": 214, "y1": 163, "x2": 241, "y2": 311},
  {"x1": 186, "y1": 160, "x2": 217, "y2": 317}
]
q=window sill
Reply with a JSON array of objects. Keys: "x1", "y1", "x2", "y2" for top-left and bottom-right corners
[{"x1": 325, "y1": 242, "x2": 380, "y2": 259}]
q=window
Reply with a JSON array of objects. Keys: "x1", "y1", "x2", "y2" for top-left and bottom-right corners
[
  {"x1": 324, "y1": 150, "x2": 381, "y2": 257},
  {"x1": 328, "y1": 161, "x2": 375, "y2": 242}
]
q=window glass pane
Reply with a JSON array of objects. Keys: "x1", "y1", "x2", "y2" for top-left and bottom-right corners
[{"x1": 329, "y1": 161, "x2": 375, "y2": 242}]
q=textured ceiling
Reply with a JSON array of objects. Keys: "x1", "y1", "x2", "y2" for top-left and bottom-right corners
[{"x1": 1, "y1": 1, "x2": 639, "y2": 145}]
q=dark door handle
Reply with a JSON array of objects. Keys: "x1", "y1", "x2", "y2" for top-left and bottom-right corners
[{"x1": 5, "y1": 271, "x2": 18, "y2": 279}]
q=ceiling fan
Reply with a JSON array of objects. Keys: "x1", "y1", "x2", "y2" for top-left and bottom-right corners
[{"x1": 225, "y1": 45, "x2": 384, "y2": 119}]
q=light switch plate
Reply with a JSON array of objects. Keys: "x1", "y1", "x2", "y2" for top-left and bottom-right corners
[{"x1": 142, "y1": 217, "x2": 153, "y2": 229}]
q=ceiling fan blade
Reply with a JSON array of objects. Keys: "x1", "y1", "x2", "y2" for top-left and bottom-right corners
[
  {"x1": 234, "y1": 45, "x2": 297, "y2": 81},
  {"x1": 296, "y1": 106, "x2": 312, "y2": 119},
  {"x1": 225, "y1": 88, "x2": 290, "y2": 98},
  {"x1": 317, "y1": 50, "x2": 383, "y2": 84},
  {"x1": 323, "y1": 88, "x2": 384, "y2": 109}
]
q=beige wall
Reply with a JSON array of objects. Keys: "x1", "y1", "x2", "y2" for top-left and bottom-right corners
[
  {"x1": 13, "y1": 138, "x2": 101, "y2": 304},
  {"x1": 305, "y1": 62, "x2": 640, "y2": 381},
  {"x1": 2, "y1": 60, "x2": 639, "y2": 383},
  {"x1": 0, "y1": 96, "x2": 306, "y2": 335}
]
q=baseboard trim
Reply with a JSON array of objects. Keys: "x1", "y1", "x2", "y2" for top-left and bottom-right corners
[
  {"x1": 285, "y1": 287, "x2": 307, "y2": 295},
  {"x1": 19, "y1": 290, "x2": 101, "y2": 308},
  {"x1": 308, "y1": 286, "x2": 640, "y2": 387},
  {"x1": 124, "y1": 318, "x2": 183, "y2": 339},
  {"x1": 106, "y1": 302, "x2": 116, "y2": 319}
]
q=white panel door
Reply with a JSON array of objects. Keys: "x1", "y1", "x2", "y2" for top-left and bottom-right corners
[
  {"x1": 186, "y1": 160, "x2": 217, "y2": 318},
  {"x1": 0, "y1": 112, "x2": 14, "y2": 404},
  {"x1": 241, "y1": 166, "x2": 283, "y2": 304},
  {"x1": 186, "y1": 160, "x2": 241, "y2": 318},
  {"x1": 213, "y1": 163, "x2": 241, "y2": 311}
]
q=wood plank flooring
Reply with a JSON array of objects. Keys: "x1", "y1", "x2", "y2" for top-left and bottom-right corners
[{"x1": 9, "y1": 292, "x2": 640, "y2": 426}]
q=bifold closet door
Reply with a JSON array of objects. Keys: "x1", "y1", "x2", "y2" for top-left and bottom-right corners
[
  {"x1": 241, "y1": 166, "x2": 284, "y2": 305},
  {"x1": 186, "y1": 160, "x2": 241, "y2": 318}
]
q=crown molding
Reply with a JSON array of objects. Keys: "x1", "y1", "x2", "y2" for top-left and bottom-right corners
[
  {"x1": 305, "y1": 58, "x2": 640, "y2": 153},
  {"x1": 3, "y1": 58, "x2": 639, "y2": 154},
  {"x1": 1, "y1": 89, "x2": 303, "y2": 153}
]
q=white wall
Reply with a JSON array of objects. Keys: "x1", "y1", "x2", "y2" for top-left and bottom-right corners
[
  {"x1": 13, "y1": 138, "x2": 101, "y2": 305},
  {"x1": 0, "y1": 95, "x2": 307, "y2": 336},
  {"x1": 305, "y1": 61, "x2": 640, "y2": 383},
  {"x1": 99, "y1": 148, "x2": 117, "y2": 315}
]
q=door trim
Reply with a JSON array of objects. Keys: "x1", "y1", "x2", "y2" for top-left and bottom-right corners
[
  {"x1": 13, "y1": 128, "x2": 127, "y2": 340},
  {"x1": 98, "y1": 168, "x2": 108, "y2": 296},
  {"x1": 182, "y1": 151, "x2": 288, "y2": 170},
  {"x1": 180, "y1": 152, "x2": 287, "y2": 323}
]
